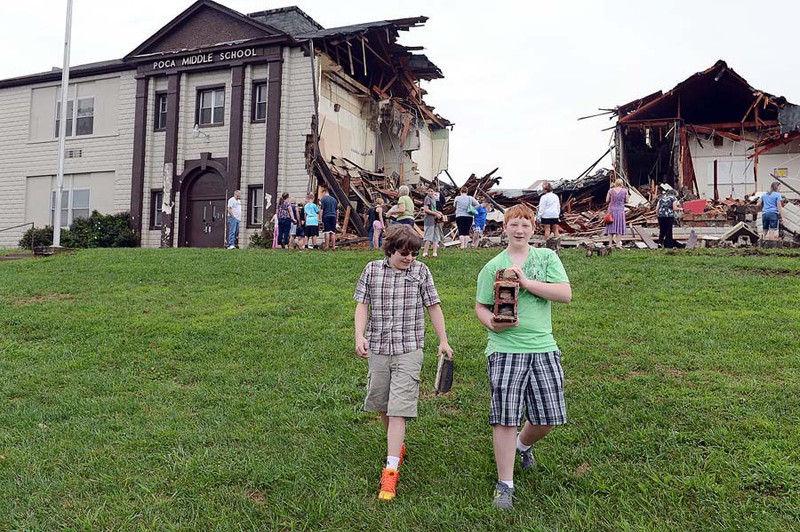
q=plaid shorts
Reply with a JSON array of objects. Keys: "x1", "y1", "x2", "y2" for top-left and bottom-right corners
[{"x1": 487, "y1": 351, "x2": 567, "y2": 426}]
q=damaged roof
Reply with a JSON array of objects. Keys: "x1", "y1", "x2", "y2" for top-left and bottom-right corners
[
  {"x1": 296, "y1": 16, "x2": 444, "y2": 81},
  {"x1": 616, "y1": 60, "x2": 798, "y2": 130},
  {"x1": 298, "y1": 14, "x2": 449, "y2": 127},
  {"x1": 295, "y1": 16, "x2": 429, "y2": 40},
  {"x1": 405, "y1": 54, "x2": 443, "y2": 81}
]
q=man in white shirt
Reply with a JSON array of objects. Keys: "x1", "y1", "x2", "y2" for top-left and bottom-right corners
[
  {"x1": 537, "y1": 182, "x2": 561, "y2": 240},
  {"x1": 227, "y1": 190, "x2": 242, "y2": 249}
]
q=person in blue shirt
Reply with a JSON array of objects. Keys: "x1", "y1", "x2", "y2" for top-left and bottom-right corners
[
  {"x1": 303, "y1": 193, "x2": 321, "y2": 249},
  {"x1": 472, "y1": 200, "x2": 490, "y2": 248},
  {"x1": 320, "y1": 187, "x2": 339, "y2": 250},
  {"x1": 756, "y1": 181, "x2": 784, "y2": 240}
]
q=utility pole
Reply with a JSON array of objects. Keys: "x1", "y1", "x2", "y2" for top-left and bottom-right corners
[{"x1": 53, "y1": 0, "x2": 74, "y2": 246}]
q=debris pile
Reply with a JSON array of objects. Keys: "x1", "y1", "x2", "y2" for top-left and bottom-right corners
[{"x1": 315, "y1": 155, "x2": 799, "y2": 249}]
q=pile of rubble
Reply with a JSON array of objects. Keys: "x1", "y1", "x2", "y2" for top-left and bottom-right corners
[
  {"x1": 316, "y1": 156, "x2": 503, "y2": 242},
  {"x1": 316, "y1": 156, "x2": 799, "y2": 248}
]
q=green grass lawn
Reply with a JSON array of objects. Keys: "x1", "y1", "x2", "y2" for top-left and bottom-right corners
[{"x1": 1, "y1": 247, "x2": 799, "y2": 530}]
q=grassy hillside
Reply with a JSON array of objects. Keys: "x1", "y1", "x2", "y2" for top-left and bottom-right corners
[{"x1": 1, "y1": 247, "x2": 798, "y2": 530}]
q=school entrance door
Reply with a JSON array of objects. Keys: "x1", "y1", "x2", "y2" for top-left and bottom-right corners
[{"x1": 184, "y1": 171, "x2": 227, "y2": 248}]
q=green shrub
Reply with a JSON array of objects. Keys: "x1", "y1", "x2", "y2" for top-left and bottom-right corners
[
  {"x1": 64, "y1": 211, "x2": 138, "y2": 248},
  {"x1": 18, "y1": 226, "x2": 57, "y2": 250},
  {"x1": 18, "y1": 212, "x2": 138, "y2": 249},
  {"x1": 249, "y1": 227, "x2": 274, "y2": 248}
]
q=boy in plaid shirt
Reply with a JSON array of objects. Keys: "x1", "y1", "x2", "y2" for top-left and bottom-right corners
[
  {"x1": 354, "y1": 225, "x2": 453, "y2": 502},
  {"x1": 474, "y1": 204, "x2": 572, "y2": 510}
]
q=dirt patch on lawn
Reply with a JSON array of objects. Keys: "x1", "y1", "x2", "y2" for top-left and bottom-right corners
[
  {"x1": 15, "y1": 292, "x2": 73, "y2": 306},
  {"x1": 247, "y1": 490, "x2": 267, "y2": 504},
  {"x1": 733, "y1": 248, "x2": 800, "y2": 258},
  {"x1": 574, "y1": 462, "x2": 592, "y2": 477},
  {"x1": 664, "y1": 367, "x2": 686, "y2": 379},
  {"x1": 734, "y1": 266, "x2": 800, "y2": 277}
]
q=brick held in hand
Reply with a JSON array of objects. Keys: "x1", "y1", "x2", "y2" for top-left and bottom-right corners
[
  {"x1": 492, "y1": 268, "x2": 520, "y2": 323},
  {"x1": 434, "y1": 354, "x2": 453, "y2": 394}
]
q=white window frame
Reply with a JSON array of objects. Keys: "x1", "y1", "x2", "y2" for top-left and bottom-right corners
[
  {"x1": 151, "y1": 190, "x2": 164, "y2": 228},
  {"x1": 198, "y1": 88, "x2": 225, "y2": 126},
  {"x1": 253, "y1": 83, "x2": 267, "y2": 121},
  {"x1": 51, "y1": 188, "x2": 91, "y2": 227},
  {"x1": 155, "y1": 93, "x2": 168, "y2": 130},
  {"x1": 55, "y1": 96, "x2": 95, "y2": 137},
  {"x1": 249, "y1": 186, "x2": 263, "y2": 227}
]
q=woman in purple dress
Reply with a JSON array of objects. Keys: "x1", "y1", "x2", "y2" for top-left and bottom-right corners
[{"x1": 605, "y1": 178, "x2": 628, "y2": 249}]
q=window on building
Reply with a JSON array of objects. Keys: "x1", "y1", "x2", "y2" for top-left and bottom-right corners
[
  {"x1": 154, "y1": 93, "x2": 168, "y2": 131},
  {"x1": 51, "y1": 188, "x2": 90, "y2": 226},
  {"x1": 72, "y1": 189, "x2": 90, "y2": 221},
  {"x1": 55, "y1": 97, "x2": 94, "y2": 137},
  {"x1": 253, "y1": 82, "x2": 267, "y2": 121},
  {"x1": 51, "y1": 190, "x2": 68, "y2": 227},
  {"x1": 151, "y1": 190, "x2": 164, "y2": 228},
  {"x1": 248, "y1": 185, "x2": 263, "y2": 227},
  {"x1": 197, "y1": 87, "x2": 225, "y2": 126}
]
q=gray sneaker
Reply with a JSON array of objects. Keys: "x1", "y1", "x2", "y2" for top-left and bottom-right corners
[
  {"x1": 517, "y1": 446, "x2": 536, "y2": 470},
  {"x1": 492, "y1": 482, "x2": 514, "y2": 510}
]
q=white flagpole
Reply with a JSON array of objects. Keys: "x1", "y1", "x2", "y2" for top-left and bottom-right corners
[{"x1": 53, "y1": 0, "x2": 74, "y2": 247}]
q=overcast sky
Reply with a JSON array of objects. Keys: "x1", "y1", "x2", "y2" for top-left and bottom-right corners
[{"x1": 3, "y1": 0, "x2": 800, "y2": 188}]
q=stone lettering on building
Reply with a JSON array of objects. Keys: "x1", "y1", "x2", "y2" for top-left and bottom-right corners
[
  {"x1": 181, "y1": 53, "x2": 214, "y2": 66},
  {"x1": 151, "y1": 48, "x2": 259, "y2": 71}
]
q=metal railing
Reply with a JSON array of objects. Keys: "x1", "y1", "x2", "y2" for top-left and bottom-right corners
[{"x1": 0, "y1": 222, "x2": 35, "y2": 250}]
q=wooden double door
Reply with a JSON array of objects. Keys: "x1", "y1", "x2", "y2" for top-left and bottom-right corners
[{"x1": 185, "y1": 171, "x2": 228, "y2": 248}]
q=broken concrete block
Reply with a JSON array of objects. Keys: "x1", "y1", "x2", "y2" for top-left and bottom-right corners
[{"x1": 493, "y1": 268, "x2": 520, "y2": 323}]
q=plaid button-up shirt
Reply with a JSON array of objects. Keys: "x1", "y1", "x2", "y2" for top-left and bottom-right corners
[{"x1": 354, "y1": 259, "x2": 441, "y2": 355}]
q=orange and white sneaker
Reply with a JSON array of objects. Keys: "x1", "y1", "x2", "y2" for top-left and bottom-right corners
[
  {"x1": 378, "y1": 468, "x2": 399, "y2": 501},
  {"x1": 399, "y1": 444, "x2": 407, "y2": 467}
]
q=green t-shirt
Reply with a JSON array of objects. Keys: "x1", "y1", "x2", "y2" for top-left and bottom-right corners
[
  {"x1": 397, "y1": 195, "x2": 415, "y2": 221},
  {"x1": 476, "y1": 247, "x2": 569, "y2": 356}
]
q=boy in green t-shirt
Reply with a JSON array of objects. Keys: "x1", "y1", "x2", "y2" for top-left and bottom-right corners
[{"x1": 474, "y1": 204, "x2": 572, "y2": 510}]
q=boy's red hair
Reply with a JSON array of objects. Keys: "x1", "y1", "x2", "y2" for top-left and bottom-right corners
[{"x1": 503, "y1": 204, "x2": 536, "y2": 226}]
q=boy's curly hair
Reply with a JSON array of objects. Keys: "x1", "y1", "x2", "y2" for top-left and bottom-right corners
[
  {"x1": 383, "y1": 224, "x2": 422, "y2": 257},
  {"x1": 503, "y1": 204, "x2": 537, "y2": 226}
]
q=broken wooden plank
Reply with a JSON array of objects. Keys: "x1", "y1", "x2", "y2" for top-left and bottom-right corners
[
  {"x1": 632, "y1": 225, "x2": 658, "y2": 249},
  {"x1": 314, "y1": 154, "x2": 367, "y2": 236},
  {"x1": 780, "y1": 202, "x2": 800, "y2": 234},
  {"x1": 720, "y1": 222, "x2": 759, "y2": 244},
  {"x1": 341, "y1": 206, "x2": 351, "y2": 236}
]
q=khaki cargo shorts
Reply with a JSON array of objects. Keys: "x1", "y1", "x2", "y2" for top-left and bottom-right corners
[{"x1": 364, "y1": 349, "x2": 423, "y2": 418}]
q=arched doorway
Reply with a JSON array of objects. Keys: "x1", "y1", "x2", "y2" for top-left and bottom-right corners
[{"x1": 184, "y1": 170, "x2": 227, "y2": 248}]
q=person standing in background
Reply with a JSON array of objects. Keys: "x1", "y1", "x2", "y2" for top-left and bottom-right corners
[
  {"x1": 472, "y1": 199, "x2": 489, "y2": 248},
  {"x1": 294, "y1": 199, "x2": 307, "y2": 250},
  {"x1": 304, "y1": 193, "x2": 320, "y2": 249},
  {"x1": 226, "y1": 189, "x2": 242, "y2": 249},
  {"x1": 656, "y1": 185, "x2": 681, "y2": 249},
  {"x1": 276, "y1": 192, "x2": 295, "y2": 249},
  {"x1": 422, "y1": 187, "x2": 443, "y2": 258},
  {"x1": 320, "y1": 187, "x2": 339, "y2": 250},
  {"x1": 537, "y1": 182, "x2": 561, "y2": 240},
  {"x1": 367, "y1": 198, "x2": 386, "y2": 250},
  {"x1": 388, "y1": 186, "x2": 415, "y2": 226},
  {"x1": 605, "y1": 179, "x2": 628, "y2": 249},
  {"x1": 435, "y1": 180, "x2": 447, "y2": 243},
  {"x1": 756, "y1": 181, "x2": 784, "y2": 241},
  {"x1": 454, "y1": 187, "x2": 479, "y2": 249}
]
